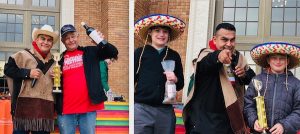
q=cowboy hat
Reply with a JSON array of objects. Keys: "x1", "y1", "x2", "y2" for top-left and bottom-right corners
[
  {"x1": 250, "y1": 42, "x2": 300, "y2": 69},
  {"x1": 32, "y1": 24, "x2": 59, "y2": 44},
  {"x1": 134, "y1": 14, "x2": 186, "y2": 43}
]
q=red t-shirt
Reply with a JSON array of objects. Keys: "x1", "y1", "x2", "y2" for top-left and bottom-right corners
[{"x1": 62, "y1": 49, "x2": 104, "y2": 114}]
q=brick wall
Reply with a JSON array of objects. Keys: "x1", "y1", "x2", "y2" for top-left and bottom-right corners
[
  {"x1": 134, "y1": 0, "x2": 150, "y2": 48},
  {"x1": 134, "y1": 0, "x2": 190, "y2": 101},
  {"x1": 107, "y1": 0, "x2": 129, "y2": 99},
  {"x1": 75, "y1": 0, "x2": 129, "y2": 100}
]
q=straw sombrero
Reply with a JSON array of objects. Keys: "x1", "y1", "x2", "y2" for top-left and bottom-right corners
[
  {"x1": 134, "y1": 14, "x2": 186, "y2": 42},
  {"x1": 250, "y1": 42, "x2": 300, "y2": 69},
  {"x1": 32, "y1": 24, "x2": 59, "y2": 44}
]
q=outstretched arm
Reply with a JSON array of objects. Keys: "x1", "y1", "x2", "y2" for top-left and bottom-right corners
[{"x1": 197, "y1": 50, "x2": 223, "y2": 73}]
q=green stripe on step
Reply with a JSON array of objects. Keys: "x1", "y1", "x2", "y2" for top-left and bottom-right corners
[
  {"x1": 176, "y1": 117, "x2": 183, "y2": 125},
  {"x1": 105, "y1": 105, "x2": 129, "y2": 110},
  {"x1": 96, "y1": 120, "x2": 129, "y2": 126}
]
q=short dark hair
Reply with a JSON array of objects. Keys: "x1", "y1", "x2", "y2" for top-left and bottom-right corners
[{"x1": 215, "y1": 23, "x2": 236, "y2": 33}]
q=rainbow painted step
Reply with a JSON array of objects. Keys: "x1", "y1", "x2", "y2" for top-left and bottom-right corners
[
  {"x1": 52, "y1": 102, "x2": 129, "y2": 134},
  {"x1": 174, "y1": 104, "x2": 185, "y2": 134},
  {"x1": 52, "y1": 102, "x2": 186, "y2": 134}
]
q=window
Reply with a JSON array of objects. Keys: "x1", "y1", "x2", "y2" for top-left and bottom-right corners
[
  {"x1": 0, "y1": 13, "x2": 23, "y2": 42},
  {"x1": 223, "y1": 0, "x2": 259, "y2": 36},
  {"x1": 239, "y1": 50, "x2": 258, "y2": 72},
  {"x1": 216, "y1": 0, "x2": 300, "y2": 41},
  {"x1": 32, "y1": 0, "x2": 55, "y2": 7},
  {"x1": 271, "y1": 0, "x2": 300, "y2": 36},
  {"x1": 31, "y1": 15, "x2": 55, "y2": 31},
  {"x1": 0, "y1": 0, "x2": 23, "y2": 5},
  {"x1": 0, "y1": 0, "x2": 60, "y2": 50},
  {"x1": 215, "y1": 0, "x2": 300, "y2": 78},
  {"x1": 0, "y1": 51, "x2": 14, "y2": 93}
]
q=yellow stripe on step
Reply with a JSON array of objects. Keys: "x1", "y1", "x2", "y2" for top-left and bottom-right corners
[
  {"x1": 104, "y1": 102, "x2": 129, "y2": 105},
  {"x1": 175, "y1": 113, "x2": 182, "y2": 117}
]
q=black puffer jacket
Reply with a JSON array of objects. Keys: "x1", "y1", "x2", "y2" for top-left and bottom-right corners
[{"x1": 244, "y1": 70, "x2": 300, "y2": 134}]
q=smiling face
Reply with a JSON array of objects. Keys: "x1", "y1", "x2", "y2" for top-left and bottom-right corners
[
  {"x1": 61, "y1": 32, "x2": 79, "y2": 51},
  {"x1": 213, "y1": 28, "x2": 236, "y2": 52},
  {"x1": 267, "y1": 54, "x2": 289, "y2": 74},
  {"x1": 148, "y1": 26, "x2": 170, "y2": 49},
  {"x1": 35, "y1": 34, "x2": 54, "y2": 54}
]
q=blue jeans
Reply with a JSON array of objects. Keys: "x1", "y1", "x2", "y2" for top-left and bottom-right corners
[{"x1": 57, "y1": 111, "x2": 97, "y2": 134}]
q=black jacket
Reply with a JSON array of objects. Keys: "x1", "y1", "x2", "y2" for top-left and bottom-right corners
[
  {"x1": 184, "y1": 50, "x2": 255, "y2": 133},
  {"x1": 134, "y1": 45, "x2": 184, "y2": 106},
  {"x1": 55, "y1": 41, "x2": 118, "y2": 115}
]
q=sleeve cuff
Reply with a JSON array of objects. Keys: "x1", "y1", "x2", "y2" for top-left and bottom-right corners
[
  {"x1": 99, "y1": 40, "x2": 108, "y2": 45},
  {"x1": 23, "y1": 69, "x2": 31, "y2": 79},
  {"x1": 214, "y1": 50, "x2": 222, "y2": 65}
]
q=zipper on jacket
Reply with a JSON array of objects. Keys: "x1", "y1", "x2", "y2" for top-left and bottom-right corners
[{"x1": 270, "y1": 74, "x2": 278, "y2": 127}]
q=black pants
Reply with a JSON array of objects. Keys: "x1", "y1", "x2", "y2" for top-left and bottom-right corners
[{"x1": 13, "y1": 130, "x2": 50, "y2": 134}]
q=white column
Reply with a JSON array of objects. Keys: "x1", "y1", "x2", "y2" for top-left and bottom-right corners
[
  {"x1": 182, "y1": 0, "x2": 213, "y2": 103},
  {"x1": 129, "y1": 1, "x2": 134, "y2": 134},
  {"x1": 59, "y1": 0, "x2": 74, "y2": 52}
]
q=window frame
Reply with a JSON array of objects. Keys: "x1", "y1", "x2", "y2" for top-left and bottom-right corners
[
  {"x1": 0, "y1": 10, "x2": 26, "y2": 48},
  {"x1": 0, "y1": 0, "x2": 60, "y2": 50},
  {"x1": 215, "y1": 0, "x2": 300, "y2": 45},
  {"x1": 214, "y1": 0, "x2": 300, "y2": 78},
  {"x1": 215, "y1": 0, "x2": 264, "y2": 47}
]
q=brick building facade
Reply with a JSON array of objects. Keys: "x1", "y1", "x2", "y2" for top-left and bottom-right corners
[{"x1": 74, "y1": 0, "x2": 129, "y2": 100}]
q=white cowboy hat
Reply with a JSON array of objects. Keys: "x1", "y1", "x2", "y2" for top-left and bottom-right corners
[{"x1": 32, "y1": 24, "x2": 59, "y2": 44}]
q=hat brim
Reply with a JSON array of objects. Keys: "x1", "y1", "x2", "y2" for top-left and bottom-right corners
[
  {"x1": 250, "y1": 42, "x2": 300, "y2": 69},
  {"x1": 32, "y1": 28, "x2": 59, "y2": 44},
  {"x1": 134, "y1": 14, "x2": 185, "y2": 43}
]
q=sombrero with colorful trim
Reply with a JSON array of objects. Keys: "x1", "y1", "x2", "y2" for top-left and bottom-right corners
[
  {"x1": 250, "y1": 42, "x2": 300, "y2": 69},
  {"x1": 134, "y1": 14, "x2": 186, "y2": 42}
]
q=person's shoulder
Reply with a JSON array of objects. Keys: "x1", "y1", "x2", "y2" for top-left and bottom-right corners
[
  {"x1": 252, "y1": 73, "x2": 265, "y2": 80},
  {"x1": 134, "y1": 46, "x2": 144, "y2": 53},
  {"x1": 17, "y1": 49, "x2": 30, "y2": 54},
  {"x1": 167, "y1": 47, "x2": 180, "y2": 55},
  {"x1": 288, "y1": 74, "x2": 300, "y2": 83},
  {"x1": 10, "y1": 49, "x2": 30, "y2": 59}
]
